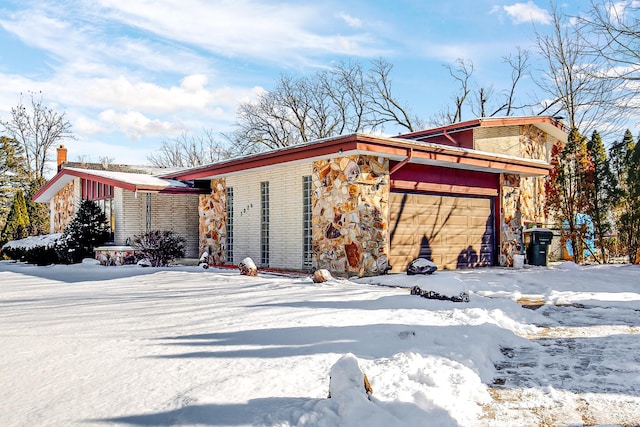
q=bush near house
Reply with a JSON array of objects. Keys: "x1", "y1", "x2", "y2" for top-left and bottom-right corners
[
  {"x1": 131, "y1": 230, "x2": 186, "y2": 267},
  {"x1": 1, "y1": 234, "x2": 63, "y2": 265},
  {"x1": 56, "y1": 199, "x2": 110, "y2": 264}
]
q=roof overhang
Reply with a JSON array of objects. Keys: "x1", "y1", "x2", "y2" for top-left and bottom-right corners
[
  {"x1": 165, "y1": 133, "x2": 552, "y2": 181},
  {"x1": 33, "y1": 167, "x2": 204, "y2": 203},
  {"x1": 399, "y1": 116, "x2": 568, "y2": 144}
]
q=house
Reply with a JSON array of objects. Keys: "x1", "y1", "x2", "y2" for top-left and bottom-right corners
[
  {"x1": 163, "y1": 116, "x2": 567, "y2": 276},
  {"x1": 32, "y1": 146, "x2": 205, "y2": 263}
]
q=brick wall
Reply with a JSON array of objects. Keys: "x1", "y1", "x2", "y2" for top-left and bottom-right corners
[
  {"x1": 117, "y1": 189, "x2": 200, "y2": 258},
  {"x1": 225, "y1": 162, "x2": 313, "y2": 269}
]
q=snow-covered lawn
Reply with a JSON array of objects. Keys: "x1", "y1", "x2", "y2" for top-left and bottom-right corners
[{"x1": 1, "y1": 260, "x2": 639, "y2": 426}]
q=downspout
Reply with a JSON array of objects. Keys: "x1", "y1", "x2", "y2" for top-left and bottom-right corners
[{"x1": 390, "y1": 147, "x2": 413, "y2": 175}]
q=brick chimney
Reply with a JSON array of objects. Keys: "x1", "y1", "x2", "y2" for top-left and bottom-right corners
[{"x1": 56, "y1": 144, "x2": 68, "y2": 171}]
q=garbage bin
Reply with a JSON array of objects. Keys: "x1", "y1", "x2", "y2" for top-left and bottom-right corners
[{"x1": 523, "y1": 228, "x2": 554, "y2": 266}]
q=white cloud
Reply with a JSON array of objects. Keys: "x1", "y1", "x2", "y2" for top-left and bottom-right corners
[
  {"x1": 96, "y1": 0, "x2": 385, "y2": 62},
  {"x1": 502, "y1": 1, "x2": 551, "y2": 24},
  {"x1": 97, "y1": 109, "x2": 184, "y2": 139},
  {"x1": 338, "y1": 12, "x2": 363, "y2": 28}
]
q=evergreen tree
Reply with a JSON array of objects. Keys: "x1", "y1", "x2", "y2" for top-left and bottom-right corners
[
  {"x1": 58, "y1": 199, "x2": 109, "y2": 263},
  {"x1": 0, "y1": 136, "x2": 27, "y2": 231},
  {"x1": 609, "y1": 129, "x2": 638, "y2": 262},
  {"x1": 585, "y1": 130, "x2": 616, "y2": 262},
  {"x1": 25, "y1": 177, "x2": 50, "y2": 236},
  {"x1": 545, "y1": 128, "x2": 594, "y2": 263},
  {"x1": 623, "y1": 139, "x2": 640, "y2": 263},
  {"x1": 1, "y1": 190, "x2": 30, "y2": 245}
]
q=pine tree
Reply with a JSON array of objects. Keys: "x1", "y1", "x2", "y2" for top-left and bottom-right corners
[
  {"x1": 25, "y1": 177, "x2": 50, "y2": 236},
  {"x1": 0, "y1": 136, "x2": 27, "y2": 231},
  {"x1": 623, "y1": 139, "x2": 640, "y2": 263},
  {"x1": 59, "y1": 199, "x2": 109, "y2": 263},
  {"x1": 609, "y1": 129, "x2": 638, "y2": 262},
  {"x1": 545, "y1": 128, "x2": 594, "y2": 263},
  {"x1": 1, "y1": 190, "x2": 30, "y2": 245},
  {"x1": 585, "y1": 130, "x2": 616, "y2": 262}
]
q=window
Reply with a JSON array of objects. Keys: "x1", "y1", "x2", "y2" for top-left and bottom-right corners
[
  {"x1": 81, "y1": 178, "x2": 115, "y2": 241},
  {"x1": 146, "y1": 193, "x2": 152, "y2": 232},
  {"x1": 302, "y1": 176, "x2": 313, "y2": 269},
  {"x1": 260, "y1": 181, "x2": 269, "y2": 266},
  {"x1": 226, "y1": 187, "x2": 234, "y2": 264}
]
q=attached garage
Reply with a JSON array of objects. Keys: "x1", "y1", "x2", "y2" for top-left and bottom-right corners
[{"x1": 388, "y1": 192, "x2": 495, "y2": 272}]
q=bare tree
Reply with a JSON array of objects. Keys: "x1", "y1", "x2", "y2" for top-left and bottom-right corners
[
  {"x1": 148, "y1": 129, "x2": 234, "y2": 168},
  {"x1": 1, "y1": 92, "x2": 74, "y2": 181},
  {"x1": 366, "y1": 58, "x2": 424, "y2": 131},
  {"x1": 230, "y1": 59, "x2": 420, "y2": 153},
  {"x1": 579, "y1": 1, "x2": 640, "y2": 83},
  {"x1": 533, "y1": 2, "x2": 623, "y2": 134},
  {"x1": 431, "y1": 48, "x2": 531, "y2": 126}
]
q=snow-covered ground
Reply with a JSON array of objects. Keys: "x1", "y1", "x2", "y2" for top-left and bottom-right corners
[{"x1": 1, "y1": 260, "x2": 639, "y2": 426}]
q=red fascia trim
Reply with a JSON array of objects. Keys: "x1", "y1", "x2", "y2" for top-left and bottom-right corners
[
  {"x1": 390, "y1": 180, "x2": 499, "y2": 197},
  {"x1": 65, "y1": 169, "x2": 139, "y2": 192},
  {"x1": 164, "y1": 132, "x2": 551, "y2": 181},
  {"x1": 168, "y1": 135, "x2": 362, "y2": 180}
]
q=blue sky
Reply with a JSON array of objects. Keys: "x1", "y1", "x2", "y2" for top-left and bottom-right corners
[{"x1": 0, "y1": 0, "x2": 597, "y2": 167}]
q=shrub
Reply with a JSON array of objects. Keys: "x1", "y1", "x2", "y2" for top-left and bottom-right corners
[
  {"x1": 58, "y1": 199, "x2": 110, "y2": 263},
  {"x1": 131, "y1": 230, "x2": 186, "y2": 267},
  {"x1": 1, "y1": 234, "x2": 63, "y2": 265}
]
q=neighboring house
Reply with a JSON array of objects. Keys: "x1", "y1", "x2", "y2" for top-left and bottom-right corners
[
  {"x1": 164, "y1": 116, "x2": 567, "y2": 276},
  {"x1": 32, "y1": 146, "x2": 205, "y2": 261}
]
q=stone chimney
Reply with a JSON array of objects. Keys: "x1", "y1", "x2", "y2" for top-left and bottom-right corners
[{"x1": 56, "y1": 144, "x2": 68, "y2": 171}]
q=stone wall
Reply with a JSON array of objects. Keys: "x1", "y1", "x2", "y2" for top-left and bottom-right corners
[
  {"x1": 52, "y1": 181, "x2": 76, "y2": 233},
  {"x1": 199, "y1": 179, "x2": 226, "y2": 265},
  {"x1": 499, "y1": 125, "x2": 551, "y2": 266},
  {"x1": 312, "y1": 155, "x2": 390, "y2": 277},
  {"x1": 500, "y1": 174, "x2": 522, "y2": 267},
  {"x1": 520, "y1": 124, "x2": 549, "y2": 161}
]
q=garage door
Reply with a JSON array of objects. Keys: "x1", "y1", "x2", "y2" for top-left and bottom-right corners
[{"x1": 389, "y1": 192, "x2": 495, "y2": 272}]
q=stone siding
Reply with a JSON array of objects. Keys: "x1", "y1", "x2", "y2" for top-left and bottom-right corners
[
  {"x1": 52, "y1": 180, "x2": 76, "y2": 233},
  {"x1": 312, "y1": 155, "x2": 390, "y2": 277},
  {"x1": 199, "y1": 179, "x2": 227, "y2": 265},
  {"x1": 499, "y1": 125, "x2": 551, "y2": 265}
]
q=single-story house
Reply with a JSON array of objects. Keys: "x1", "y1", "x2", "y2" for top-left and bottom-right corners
[
  {"x1": 32, "y1": 146, "x2": 206, "y2": 263},
  {"x1": 161, "y1": 116, "x2": 567, "y2": 276}
]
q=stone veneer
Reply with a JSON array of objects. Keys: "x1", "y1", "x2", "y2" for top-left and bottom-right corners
[
  {"x1": 199, "y1": 178, "x2": 226, "y2": 265},
  {"x1": 312, "y1": 155, "x2": 390, "y2": 277},
  {"x1": 499, "y1": 125, "x2": 551, "y2": 266},
  {"x1": 95, "y1": 247, "x2": 137, "y2": 266},
  {"x1": 52, "y1": 181, "x2": 76, "y2": 233}
]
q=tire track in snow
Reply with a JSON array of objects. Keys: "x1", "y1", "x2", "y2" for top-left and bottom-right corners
[{"x1": 483, "y1": 304, "x2": 640, "y2": 426}]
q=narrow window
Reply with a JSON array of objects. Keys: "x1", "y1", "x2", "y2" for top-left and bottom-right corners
[
  {"x1": 226, "y1": 187, "x2": 234, "y2": 264},
  {"x1": 302, "y1": 176, "x2": 313, "y2": 269},
  {"x1": 146, "y1": 193, "x2": 152, "y2": 232},
  {"x1": 260, "y1": 182, "x2": 269, "y2": 266}
]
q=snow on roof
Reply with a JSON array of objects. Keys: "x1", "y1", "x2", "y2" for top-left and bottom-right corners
[
  {"x1": 32, "y1": 166, "x2": 197, "y2": 203},
  {"x1": 62, "y1": 167, "x2": 190, "y2": 188}
]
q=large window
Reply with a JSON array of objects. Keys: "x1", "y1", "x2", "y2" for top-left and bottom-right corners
[
  {"x1": 260, "y1": 181, "x2": 269, "y2": 266},
  {"x1": 81, "y1": 178, "x2": 115, "y2": 240},
  {"x1": 302, "y1": 176, "x2": 312, "y2": 269},
  {"x1": 226, "y1": 187, "x2": 234, "y2": 264}
]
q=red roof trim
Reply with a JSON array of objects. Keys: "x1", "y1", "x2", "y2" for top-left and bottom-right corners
[
  {"x1": 398, "y1": 116, "x2": 565, "y2": 140},
  {"x1": 32, "y1": 168, "x2": 205, "y2": 202},
  {"x1": 165, "y1": 132, "x2": 552, "y2": 181}
]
